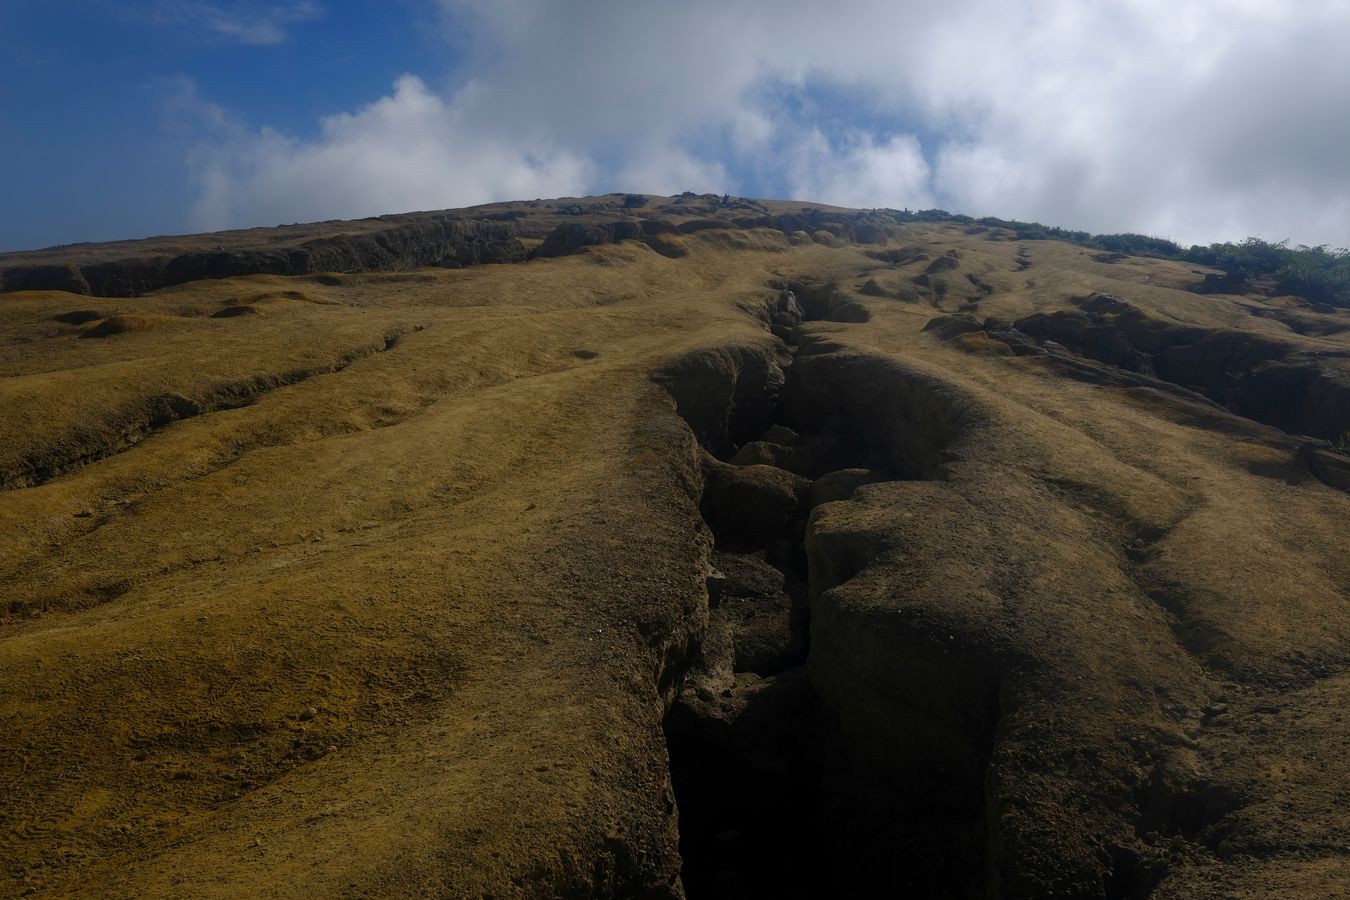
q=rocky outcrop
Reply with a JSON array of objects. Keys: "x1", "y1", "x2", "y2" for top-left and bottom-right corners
[
  {"x1": 1015, "y1": 308, "x2": 1154, "y2": 371},
  {"x1": 530, "y1": 209, "x2": 897, "y2": 261},
  {"x1": 1000, "y1": 293, "x2": 1350, "y2": 442},
  {"x1": 532, "y1": 223, "x2": 625, "y2": 257},
  {"x1": 7, "y1": 263, "x2": 91, "y2": 294},
  {"x1": 653, "y1": 344, "x2": 790, "y2": 458},
  {"x1": 780, "y1": 281, "x2": 870, "y2": 324},
  {"x1": 1303, "y1": 443, "x2": 1350, "y2": 491},
  {"x1": 764, "y1": 210, "x2": 896, "y2": 244},
  {"x1": 0, "y1": 219, "x2": 525, "y2": 297},
  {"x1": 531, "y1": 220, "x2": 683, "y2": 258},
  {"x1": 3, "y1": 200, "x2": 904, "y2": 295}
]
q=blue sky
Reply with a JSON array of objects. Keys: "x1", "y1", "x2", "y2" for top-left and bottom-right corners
[
  {"x1": 3, "y1": 1, "x2": 1350, "y2": 252},
  {"x1": 1, "y1": 1, "x2": 443, "y2": 248}
]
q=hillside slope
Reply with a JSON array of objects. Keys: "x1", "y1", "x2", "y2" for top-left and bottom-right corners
[{"x1": 2, "y1": 195, "x2": 1349, "y2": 898}]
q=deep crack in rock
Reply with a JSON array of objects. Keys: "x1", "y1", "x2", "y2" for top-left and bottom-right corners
[{"x1": 656, "y1": 291, "x2": 990, "y2": 898}]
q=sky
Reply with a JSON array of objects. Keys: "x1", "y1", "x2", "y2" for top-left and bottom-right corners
[{"x1": 3, "y1": 0, "x2": 1349, "y2": 252}]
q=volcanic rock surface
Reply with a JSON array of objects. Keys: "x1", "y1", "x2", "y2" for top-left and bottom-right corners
[{"x1": 2, "y1": 193, "x2": 1350, "y2": 898}]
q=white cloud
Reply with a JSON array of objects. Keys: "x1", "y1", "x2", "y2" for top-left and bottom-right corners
[
  {"x1": 612, "y1": 146, "x2": 728, "y2": 199},
  {"x1": 185, "y1": 0, "x2": 1350, "y2": 246},
  {"x1": 152, "y1": 1, "x2": 321, "y2": 46},
  {"x1": 787, "y1": 130, "x2": 933, "y2": 210},
  {"x1": 188, "y1": 75, "x2": 591, "y2": 230}
]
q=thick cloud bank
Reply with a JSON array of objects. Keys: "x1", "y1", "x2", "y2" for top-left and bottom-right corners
[{"x1": 189, "y1": 0, "x2": 1350, "y2": 246}]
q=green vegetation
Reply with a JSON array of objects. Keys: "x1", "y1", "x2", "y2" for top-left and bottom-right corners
[
  {"x1": 1184, "y1": 239, "x2": 1350, "y2": 306},
  {"x1": 887, "y1": 209, "x2": 1350, "y2": 307}
]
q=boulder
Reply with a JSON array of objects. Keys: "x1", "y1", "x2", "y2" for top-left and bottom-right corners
[
  {"x1": 707, "y1": 552, "x2": 806, "y2": 676},
  {"x1": 770, "y1": 290, "x2": 804, "y2": 327},
  {"x1": 1304, "y1": 444, "x2": 1350, "y2": 492},
  {"x1": 758, "y1": 425, "x2": 800, "y2": 446},
  {"x1": 729, "y1": 441, "x2": 784, "y2": 467},
  {"x1": 807, "y1": 468, "x2": 888, "y2": 509},
  {"x1": 701, "y1": 458, "x2": 807, "y2": 545}
]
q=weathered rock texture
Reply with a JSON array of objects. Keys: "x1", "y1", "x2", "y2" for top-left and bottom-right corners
[{"x1": 1, "y1": 219, "x2": 526, "y2": 296}]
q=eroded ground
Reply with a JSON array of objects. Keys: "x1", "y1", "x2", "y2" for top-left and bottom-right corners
[{"x1": 2, "y1": 197, "x2": 1349, "y2": 898}]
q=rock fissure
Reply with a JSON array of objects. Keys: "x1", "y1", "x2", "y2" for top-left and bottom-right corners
[{"x1": 656, "y1": 289, "x2": 992, "y2": 898}]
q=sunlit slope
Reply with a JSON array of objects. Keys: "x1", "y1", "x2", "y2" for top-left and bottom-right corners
[{"x1": 2, "y1": 201, "x2": 1348, "y2": 898}]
